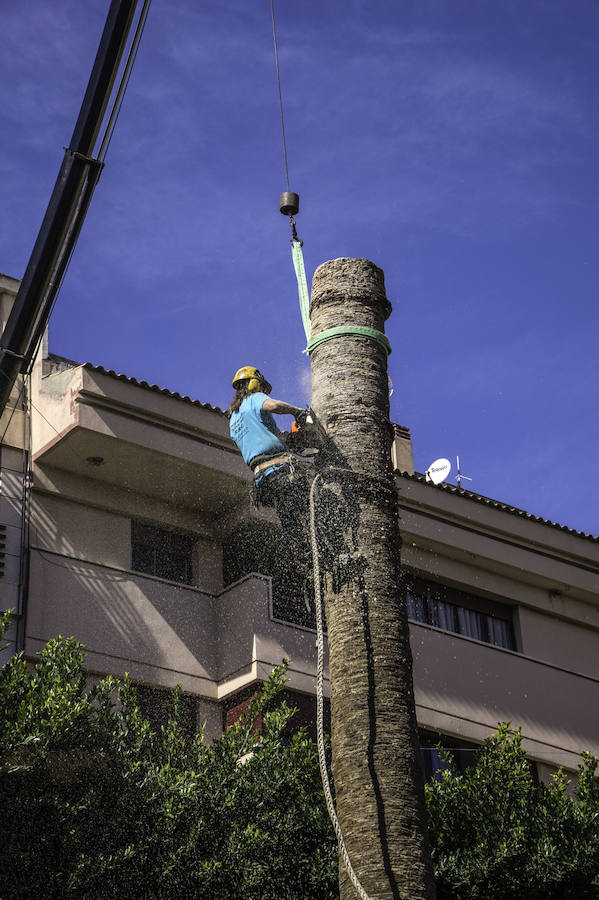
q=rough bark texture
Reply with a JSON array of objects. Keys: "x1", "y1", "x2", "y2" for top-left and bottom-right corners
[{"x1": 310, "y1": 258, "x2": 436, "y2": 900}]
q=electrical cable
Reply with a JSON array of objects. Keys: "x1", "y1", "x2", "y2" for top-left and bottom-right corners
[
  {"x1": 16, "y1": 375, "x2": 33, "y2": 654},
  {"x1": 1, "y1": 0, "x2": 152, "y2": 405},
  {"x1": 97, "y1": 0, "x2": 153, "y2": 162},
  {"x1": 269, "y1": 0, "x2": 291, "y2": 192},
  {"x1": 16, "y1": 172, "x2": 104, "y2": 473},
  {"x1": 24, "y1": 161, "x2": 103, "y2": 378},
  {"x1": 0, "y1": 0, "x2": 152, "y2": 432}
]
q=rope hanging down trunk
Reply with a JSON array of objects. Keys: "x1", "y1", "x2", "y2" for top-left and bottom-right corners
[{"x1": 309, "y1": 472, "x2": 371, "y2": 900}]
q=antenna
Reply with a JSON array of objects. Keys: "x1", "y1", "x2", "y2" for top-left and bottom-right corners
[
  {"x1": 455, "y1": 455, "x2": 473, "y2": 489},
  {"x1": 425, "y1": 458, "x2": 451, "y2": 485}
]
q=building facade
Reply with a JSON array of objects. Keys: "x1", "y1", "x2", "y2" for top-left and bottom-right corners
[{"x1": 1, "y1": 273, "x2": 598, "y2": 780}]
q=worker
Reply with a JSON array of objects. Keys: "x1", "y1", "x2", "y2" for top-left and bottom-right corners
[{"x1": 226, "y1": 365, "x2": 312, "y2": 608}]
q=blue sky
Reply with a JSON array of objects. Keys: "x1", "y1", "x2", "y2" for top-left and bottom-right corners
[{"x1": 1, "y1": 0, "x2": 598, "y2": 535}]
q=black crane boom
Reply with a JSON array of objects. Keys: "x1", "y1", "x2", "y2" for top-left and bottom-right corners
[{"x1": 0, "y1": 0, "x2": 138, "y2": 416}]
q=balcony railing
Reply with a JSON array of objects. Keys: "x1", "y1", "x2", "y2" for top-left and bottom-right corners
[
  {"x1": 410, "y1": 620, "x2": 599, "y2": 769},
  {"x1": 25, "y1": 548, "x2": 323, "y2": 699}
]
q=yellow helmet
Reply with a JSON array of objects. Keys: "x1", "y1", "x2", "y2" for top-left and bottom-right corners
[{"x1": 231, "y1": 366, "x2": 272, "y2": 395}]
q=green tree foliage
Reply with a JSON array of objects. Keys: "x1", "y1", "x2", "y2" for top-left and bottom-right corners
[
  {"x1": 0, "y1": 612, "x2": 337, "y2": 900},
  {"x1": 2, "y1": 612, "x2": 599, "y2": 899},
  {"x1": 426, "y1": 723, "x2": 599, "y2": 900}
]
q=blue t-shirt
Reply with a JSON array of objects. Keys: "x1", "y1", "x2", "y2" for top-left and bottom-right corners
[{"x1": 229, "y1": 392, "x2": 286, "y2": 466}]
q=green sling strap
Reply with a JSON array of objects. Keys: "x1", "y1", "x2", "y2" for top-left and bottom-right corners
[{"x1": 290, "y1": 241, "x2": 391, "y2": 356}]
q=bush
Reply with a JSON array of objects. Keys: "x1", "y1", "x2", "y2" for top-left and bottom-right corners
[
  {"x1": 0, "y1": 611, "x2": 337, "y2": 899},
  {"x1": 2, "y1": 612, "x2": 599, "y2": 899},
  {"x1": 426, "y1": 723, "x2": 599, "y2": 899}
]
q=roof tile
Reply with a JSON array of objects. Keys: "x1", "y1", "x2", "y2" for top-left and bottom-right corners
[
  {"x1": 395, "y1": 469, "x2": 599, "y2": 543},
  {"x1": 83, "y1": 362, "x2": 225, "y2": 415}
]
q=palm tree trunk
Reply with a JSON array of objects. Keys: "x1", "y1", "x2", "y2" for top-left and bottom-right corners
[{"x1": 309, "y1": 257, "x2": 436, "y2": 899}]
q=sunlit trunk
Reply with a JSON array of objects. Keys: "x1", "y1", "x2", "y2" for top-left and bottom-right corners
[{"x1": 310, "y1": 257, "x2": 436, "y2": 899}]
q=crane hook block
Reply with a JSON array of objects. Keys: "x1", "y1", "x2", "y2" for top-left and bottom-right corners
[{"x1": 280, "y1": 191, "x2": 299, "y2": 216}]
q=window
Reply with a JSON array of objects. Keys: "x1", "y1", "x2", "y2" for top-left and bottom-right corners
[
  {"x1": 405, "y1": 576, "x2": 516, "y2": 650},
  {"x1": 419, "y1": 729, "x2": 481, "y2": 781},
  {"x1": 272, "y1": 575, "x2": 318, "y2": 630},
  {"x1": 131, "y1": 521, "x2": 195, "y2": 585},
  {"x1": 419, "y1": 729, "x2": 538, "y2": 784}
]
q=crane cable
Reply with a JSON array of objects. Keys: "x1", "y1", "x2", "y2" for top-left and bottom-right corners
[
  {"x1": 269, "y1": 2, "x2": 390, "y2": 363},
  {"x1": 269, "y1": 0, "x2": 291, "y2": 192},
  {"x1": 269, "y1": 0, "x2": 311, "y2": 344}
]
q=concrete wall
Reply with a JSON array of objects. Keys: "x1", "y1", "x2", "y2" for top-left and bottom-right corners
[
  {"x1": 398, "y1": 475, "x2": 599, "y2": 680},
  {"x1": 517, "y1": 604, "x2": 599, "y2": 679},
  {"x1": 30, "y1": 470, "x2": 225, "y2": 595},
  {"x1": 402, "y1": 539, "x2": 599, "y2": 678},
  {"x1": 0, "y1": 275, "x2": 24, "y2": 416},
  {"x1": 31, "y1": 492, "x2": 131, "y2": 569},
  {"x1": 411, "y1": 620, "x2": 599, "y2": 770},
  {"x1": 0, "y1": 446, "x2": 24, "y2": 662},
  {"x1": 26, "y1": 547, "x2": 220, "y2": 696},
  {"x1": 25, "y1": 530, "x2": 598, "y2": 771},
  {"x1": 25, "y1": 547, "x2": 325, "y2": 707}
]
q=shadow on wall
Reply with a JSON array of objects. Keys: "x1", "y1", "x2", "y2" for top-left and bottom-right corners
[
  {"x1": 27, "y1": 500, "x2": 220, "y2": 686},
  {"x1": 28, "y1": 549, "x2": 219, "y2": 682}
]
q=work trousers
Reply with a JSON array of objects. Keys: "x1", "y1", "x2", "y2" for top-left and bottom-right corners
[{"x1": 256, "y1": 465, "x2": 312, "y2": 596}]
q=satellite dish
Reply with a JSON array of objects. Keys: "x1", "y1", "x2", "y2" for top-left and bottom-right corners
[{"x1": 426, "y1": 458, "x2": 451, "y2": 485}]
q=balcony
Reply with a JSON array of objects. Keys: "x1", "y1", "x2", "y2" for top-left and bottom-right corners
[
  {"x1": 24, "y1": 543, "x2": 596, "y2": 771},
  {"x1": 32, "y1": 363, "x2": 250, "y2": 525},
  {"x1": 25, "y1": 547, "x2": 324, "y2": 701},
  {"x1": 411, "y1": 620, "x2": 599, "y2": 770}
]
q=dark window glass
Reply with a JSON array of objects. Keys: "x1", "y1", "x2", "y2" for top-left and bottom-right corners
[
  {"x1": 419, "y1": 729, "x2": 538, "y2": 783},
  {"x1": 272, "y1": 576, "x2": 319, "y2": 630},
  {"x1": 457, "y1": 606, "x2": 485, "y2": 642},
  {"x1": 131, "y1": 521, "x2": 194, "y2": 585},
  {"x1": 406, "y1": 576, "x2": 515, "y2": 650},
  {"x1": 419, "y1": 729, "x2": 481, "y2": 781},
  {"x1": 131, "y1": 544, "x2": 155, "y2": 576},
  {"x1": 407, "y1": 592, "x2": 426, "y2": 622}
]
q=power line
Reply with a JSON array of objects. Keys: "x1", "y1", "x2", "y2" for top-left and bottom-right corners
[{"x1": 98, "y1": 0, "x2": 153, "y2": 161}]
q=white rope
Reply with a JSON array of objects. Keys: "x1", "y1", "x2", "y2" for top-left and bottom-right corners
[{"x1": 309, "y1": 473, "x2": 371, "y2": 900}]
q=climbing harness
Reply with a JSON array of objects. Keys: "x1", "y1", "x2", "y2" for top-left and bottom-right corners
[
  {"x1": 252, "y1": 450, "x2": 314, "y2": 482},
  {"x1": 253, "y1": 452, "x2": 294, "y2": 478},
  {"x1": 250, "y1": 448, "x2": 316, "y2": 505}
]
